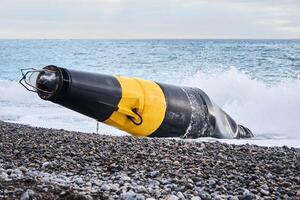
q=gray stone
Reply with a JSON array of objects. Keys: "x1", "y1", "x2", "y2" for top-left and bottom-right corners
[
  {"x1": 121, "y1": 175, "x2": 131, "y2": 182},
  {"x1": 20, "y1": 189, "x2": 35, "y2": 200},
  {"x1": 229, "y1": 196, "x2": 239, "y2": 200},
  {"x1": 0, "y1": 172, "x2": 8, "y2": 180},
  {"x1": 18, "y1": 166, "x2": 28, "y2": 173},
  {"x1": 208, "y1": 179, "x2": 216, "y2": 187},
  {"x1": 101, "y1": 184, "x2": 111, "y2": 191},
  {"x1": 136, "y1": 193, "x2": 146, "y2": 200},
  {"x1": 121, "y1": 190, "x2": 139, "y2": 200},
  {"x1": 198, "y1": 190, "x2": 211, "y2": 200},
  {"x1": 260, "y1": 184, "x2": 269, "y2": 191},
  {"x1": 10, "y1": 173, "x2": 18, "y2": 179},
  {"x1": 42, "y1": 161, "x2": 56, "y2": 169},
  {"x1": 136, "y1": 185, "x2": 147, "y2": 193},
  {"x1": 265, "y1": 173, "x2": 273, "y2": 179},
  {"x1": 14, "y1": 168, "x2": 23, "y2": 176},
  {"x1": 75, "y1": 177, "x2": 84, "y2": 185},
  {"x1": 149, "y1": 171, "x2": 160, "y2": 178},
  {"x1": 92, "y1": 180, "x2": 102, "y2": 186},
  {"x1": 20, "y1": 190, "x2": 30, "y2": 200},
  {"x1": 163, "y1": 194, "x2": 179, "y2": 200},
  {"x1": 240, "y1": 189, "x2": 256, "y2": 200},
  {"x1": 177, "y1": 192, "x2": 185, "y2": 199},
  {"x1": 260, "y1": 189, "x2": 269, "y2": 196},
  {"x1": 111, "y1": 183, "x2": 120, "y2": 192}
]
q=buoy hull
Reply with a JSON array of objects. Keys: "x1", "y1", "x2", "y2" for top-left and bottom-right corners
[{"x1": 30, "y1": 65, "x2": 253, "y2": 139}]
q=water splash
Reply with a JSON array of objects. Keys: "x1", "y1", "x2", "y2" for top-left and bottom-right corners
[{"x1": 182, "y1": 67, "x2": 300, "y2": 140}]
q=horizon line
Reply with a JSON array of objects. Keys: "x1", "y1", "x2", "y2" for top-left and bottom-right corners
[{"x1": 0, "y1": 38, "x2": 300, "y2": 40}]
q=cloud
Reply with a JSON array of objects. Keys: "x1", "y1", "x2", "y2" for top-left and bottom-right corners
[
  {"x1": 0, "y1": 0, "x2": 299, "y2": 38},
  {"x1": 225, "y1": 0, "x2": 300, "y2": 34}
]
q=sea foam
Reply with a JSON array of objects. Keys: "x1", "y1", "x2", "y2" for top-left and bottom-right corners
[{"x1": 183, "y1": 67, "x2": 300, "y2": 140}]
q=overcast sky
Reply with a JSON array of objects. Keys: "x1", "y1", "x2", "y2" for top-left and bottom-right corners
[{"x1": 0, "y1": 0, "x2": 299, "y2": 39}]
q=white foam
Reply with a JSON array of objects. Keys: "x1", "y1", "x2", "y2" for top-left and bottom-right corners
[{"x1": 182, "y1": 67, "x2": 300, "y2": 147}]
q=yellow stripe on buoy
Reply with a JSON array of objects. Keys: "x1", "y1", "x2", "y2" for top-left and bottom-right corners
[{"x1": 104, "y1": 76, "x2": 166, "y2": 136}]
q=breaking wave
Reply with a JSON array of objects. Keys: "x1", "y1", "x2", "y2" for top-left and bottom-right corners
[{"x1": 182, "y1": 67, "x2": 300, "y2": 140}]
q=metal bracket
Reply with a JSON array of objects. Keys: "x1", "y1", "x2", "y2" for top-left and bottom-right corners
[{"x1": 127, "y1": 108, "x2": 143, "y2": 126}]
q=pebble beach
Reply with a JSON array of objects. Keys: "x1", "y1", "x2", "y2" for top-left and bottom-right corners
[{"x1": 0, "y1": 120, "x2": 299, "y2": 200}]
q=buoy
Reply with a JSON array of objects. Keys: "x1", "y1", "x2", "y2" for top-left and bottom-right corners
[{"x1": 20, "y1": 65, "x2": 253, "y2": 139}]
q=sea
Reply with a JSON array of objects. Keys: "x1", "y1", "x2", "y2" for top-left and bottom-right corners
[{"x1": 0, "y1": 39, "x2": 300, "y2": 148}]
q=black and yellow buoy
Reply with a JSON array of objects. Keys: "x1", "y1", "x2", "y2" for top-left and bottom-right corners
[{"x1": 20, "y1": 65, "x2": 253, "y2": 139}]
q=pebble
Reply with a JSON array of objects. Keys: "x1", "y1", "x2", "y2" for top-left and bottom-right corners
[
  {"x1": 240, "y1": 189, "x2": 256, "y2": 200},
  {"x1": 120, "y1": 174, "x2": 131, "y2": 182},
  {"x1": 177, "y1": 191, "x2": 185, "y2": 199},
  {"x1": 0, "y1": 121, "x2": 299, "y2": 199},
  {"x1": 164, "y1": 194, "x2": 179, "y2": 200},
  {"x1": 121, "y1": 190, "x2": 145, "y2": 200},
  {"x1": 148, "y1": 171, "x2": 160, "y2": 178},
  {"x1": 198, "y1": 190, "x2": 211, "y2": 200},
  {"x1": 20, "y1": 189, "x2": 35, "y2": 200},
  {"x1": 42, "y1": 161, "x2": 56, "y2": 169},
  {"x1": 75, "y1": 177, "x2": 84, "y2": 185},
  {"x1": 265, "y1": 172, "x2": 273, "y2": 179},
  {"x1": 100, "y1": 184, "x2": 111, "y2": 191},
  {"x1": 260, "y1": 189, "x2": 269, "y2": 196},
  {"x1": 136, "y1": 185, "x2": 147, "y2": 193}
]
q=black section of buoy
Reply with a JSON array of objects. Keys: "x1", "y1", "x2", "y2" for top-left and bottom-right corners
[
  {"x1": 150, "y1": 83, "x2": 192, "y2": 137},
  {"x1": 37, "y1": 66, "x2": 122, "y2": 122}
]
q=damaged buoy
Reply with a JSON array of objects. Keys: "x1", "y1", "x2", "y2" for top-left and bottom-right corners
[{"x1": 20, "y1": 65, "x2": 253, "y2": 139}]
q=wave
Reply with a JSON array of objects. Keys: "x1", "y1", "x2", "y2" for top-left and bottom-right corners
[{"x1": 182, "y1": 67, "x2": 300, "y2": 140}]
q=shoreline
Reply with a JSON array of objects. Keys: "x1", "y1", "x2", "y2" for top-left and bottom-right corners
[{"x1": 0, "y1": 121, "x2": 299, "y2": 199}]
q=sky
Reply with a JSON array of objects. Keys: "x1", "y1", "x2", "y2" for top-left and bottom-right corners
[{"x1": 0, "y1": 0, "x2": 299, "y2": 39}]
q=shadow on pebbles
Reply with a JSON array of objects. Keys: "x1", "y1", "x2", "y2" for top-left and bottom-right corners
[{"x1": 0, "y1": 121, "x2": 299, "y2": 200}]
